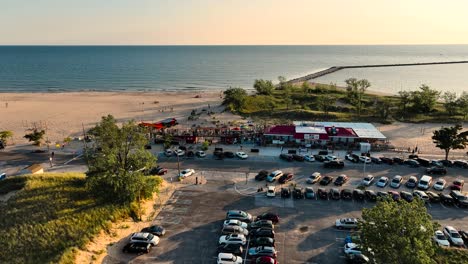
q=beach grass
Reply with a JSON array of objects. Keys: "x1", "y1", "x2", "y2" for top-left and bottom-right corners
[{"x1": 0, "y1": 173, "x2": 132, "y2": 264}]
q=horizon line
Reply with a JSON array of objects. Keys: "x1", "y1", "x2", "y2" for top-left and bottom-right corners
[{"x1": 1, "y1": 43, "x2": 468, "y2": 47}]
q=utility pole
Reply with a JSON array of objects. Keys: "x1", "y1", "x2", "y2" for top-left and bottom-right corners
[{"x1": 176, "y1": 152, "x2": 181, "y2": 181}]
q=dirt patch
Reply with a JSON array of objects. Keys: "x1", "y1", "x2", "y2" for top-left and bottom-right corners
[{"x1": 74, "y1": 181, "x2": 176, "y2": 264}]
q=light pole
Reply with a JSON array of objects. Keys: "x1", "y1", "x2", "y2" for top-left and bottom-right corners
[
  {"x1": 176, "y1": 152, "x2": 181, "y2": 181},
  {"x1": 362, "y1": 158, "x2": 367, "y2": 178}
]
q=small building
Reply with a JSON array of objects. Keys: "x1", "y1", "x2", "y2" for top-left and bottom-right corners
[{"x1": 19, "y1": 164, "x2": 44, "y2": 175}]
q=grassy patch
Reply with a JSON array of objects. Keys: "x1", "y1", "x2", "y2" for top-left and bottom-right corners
[
  {"x1": 0, "y1": 173, "x2": 134, "y2": 264},
  {"x1": 434, "y1": 247, "x2": 468, "y2": 264}
]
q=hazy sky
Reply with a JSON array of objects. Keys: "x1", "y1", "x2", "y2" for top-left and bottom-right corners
[{"x1": 1, "y1": 0, "x2": 468, "y2": 45}]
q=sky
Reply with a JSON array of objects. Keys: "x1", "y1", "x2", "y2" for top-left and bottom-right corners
[{"x1": 1, "y1": 0, "x2": 468, "y2": 45}]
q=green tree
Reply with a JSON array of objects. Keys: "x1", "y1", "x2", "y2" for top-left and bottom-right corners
[
  {"x1": 301, "y1": 81, "x2": 311, "y2": 95},
  {"x1": 222, "y1": 87, "x2": 248, "y2": 112},
  {"x1": 432, "y1": 124, "x2": 468, "y2": 160},
  {"x1": 360, "y1": 198, "x2": 437, "y2": 264},
  {"x1": 345, "y1": 78, "x2": 370, "y2": 117},
  {"x1": 442, "y1": 91, "x2": 458, "y2": 116},
  {"x1": 24, "y1": 129, "x2": 45, "y2": 146},
  {"x1": 253, "y1": 79, "x2": 274, "y2": 96},
  {"x1": 456, "y1": 92, "x2": 468, "y2": 120},
  {"x1": 397, "y1": 90, "x2": 412, "y2": 115},
  {"x1": 277, "y1": 76, "x2": 287, "y2": 90},
  {"x1": 86, "y1": 115, "x2": 158, "y2": 204},
  {"x1": 283, "y1": 85, "x2": 293, "y2": 110},
  {"x1": 0, "y1": 130, "x2": 13, "y2": 144},
  {"x1": 374, "y1": 98, "x2": 392, "y2": 120},
  {"x1": 316, "y1": 95, "x2": 336, "y2": 115},
  {"x1": 410, "y1": 84, "x2": 440, "y2": 113}
]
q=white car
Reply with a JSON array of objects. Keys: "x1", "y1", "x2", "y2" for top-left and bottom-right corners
[
  {"x1": 335, "y1": 218, "x2": 359, "y2": 229},
  {"x1": 307, "y1": 172, "x2": 322, "y2": 184},
  {"x1": 325, "y1": 155, "x2": 337, "y2": 161},
  {"x1": 344, "y1": 243, "x2": 362, "y2": 255},
  {"x1": 217, "y1": 253, "x2": 243, "y2": 264},
  {"x1": 304, "y1": 154, "x2": 315, "y2": 162},
  {"x1": 164, "y1": 149, "x2": 173, "y2": 157},
  {"x1": 376, "y1": 176, "x2": 389, "y2": 188},
  {"x1": 223, "y1": 219, "x2": 248, "y2": 229},
  {"x1": 219, "y1": 234, "x2": 247, "y2": 246},
  {"x1": 178, "y1": 169, "x2": 195, "y2": 178},
  {"x1": 433, "y1": 178, "x2": 446, "y2": 191},
  {"x1": 236, "y1": 152, "x2": 248, "y2": 159},
  {"x1": 175, "y1": 149, "x2": 185, "y2": 156},
  {"x1": 443, "y1": 226, "x2": 464, "y2": 246},
  {"x1": 361, "y1": 175, "x2": 374, "y2": 186},
  {"x1": 266, "y1": 186, "x2": 276, "y2": 197},
  {"x1": 359, "y1": 156, "x2": 371, "y2": 164},
  {"x1": 413, "y1": 190, "x2": 429, "y2": 202},
  {"x1": 196, "y1": 150, "x2": 206, "y2": 157},
  {"x1": 433, "y1": 230, "x2": 450, "y2": 247},
  {"x1": 129, "y1": 232, "x2": 160, "y2": 246},
  {"x1": 390, "y1": 175, "x2": 403, "y2": 188}
]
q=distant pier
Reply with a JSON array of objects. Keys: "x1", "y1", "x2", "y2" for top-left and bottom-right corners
[{"x1": 288, "y1": 61, "x2": 468, "y2": 83}]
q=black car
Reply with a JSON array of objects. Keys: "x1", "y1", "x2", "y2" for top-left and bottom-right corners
[
  {"x1": 250, "y1": 228, "x2": 275, "y2": 239},
  {"x1": 214, "y1": 151, "x2": 224, "y2": 160},
  {"x1": 450, "y1": 190, "x2": 468, "y2": 207},
  {"x1": 249, "y1": 220, "x2": 274, "y2": 230},
  {"x1": 224, "y1": 151, "x2": 235, "y2": 158},
  {"x1": 459, "y1": 231, "x2": 468, "y2": 246},
  {"x1": 278, "y1": 173, "x2": 294, "y2": 184},
  {"x1": 218, "y1": 243, "x2": 243, "y2": 255},
  {"x1": 314, "y1": 154, "x2": 326, "y2": 162},
  {"x1": 250, "y1": 237, "x2": 275, "y2": 247},
  {"x1": 377, "y1": 191, "x2": 389, "y2": 199},
  {"x1": 341, "y1": 189, "x2": 353, "y2": 200},
  {"x1": 365, "y1": 190, "x2": 377, "y2": 201},
  {"x1": 141, "y1": 225, "x2": 166, "y2": 236},
  {"x1": 329, "y1": 188, "x2": 341, "y2": 200},
  {"x1": 148, "y1": 166, "x2": 168, "y2": 175},
  {"x1": 426, "y1": 166, "x2": 447, "y2": 175},
  {"x1": 122, "y1": 242, "x2": 151, "y2": 254},
  {"x1": 280, "y1": 188, "x2": 291, "y2": 198},
  {"x1": 353, "y1": 189, "x2": 365, "y2": 200},
  {"x1": 186, "y1": 150, "x2": 195, "y2": 158},
  {"x1": 255, "y1": 170, "x2": 269, "y2": 181},
  {"x1": 440, "y1": 193, "x2": 454, "y2": 205},
  {"x1": 408, "y1": 154, "x2": 419, "y2": 159},
  {"x1": 320, "y1": 176, "x2": 334, "y2": 185},
  {"x1": 426, "y1": 191, "x2": 440, "y2": 203},
  {"x1": 440, "y1": 160, "x2": 453, "y2": 167},
  {"x1": 324, "y1": 160, "x2": 345, "y2": 169},
  {"x1": 345, "y1": 154, "x2": 359, "y2": 163},
  {"x1": 293, "y1": 188, "x2": 305, "y2": 199},
  {"x1": 255, "y1": 213, "x2": 279, "y2": 224},
  {"x1": 393, "y1": 157, "x2": 404, "y2": 164},
  {"x1": 371, "y1": 157, "x2": 382, "y2": 164},
  {"x1": 403, "y1": 159, "x2": 419, "y2": 167},
  {"x1": 334, "y1": 175, "x2": 349, "y2": 186},
  {"x1": 292, "y1": 154, "x2": 305, "y2": 161},
  {"x1": 317, "y1": 188, "x2": 328, "y2": 200},
  {"x1": 400, "y1": 191, "x2": 413, "y2": 202},
  {"x1": 416, "y1": 158, "x2": 430, "y2": 167},
  {"x1": 380, "y1": 157, "x2": 394, "y2": 165},
  {"x1": 453, "y1": 160, "x2": 468, "y2": 168},
  {"x1": 279, "y1": 153, "x2": 293, "y2": 162}
]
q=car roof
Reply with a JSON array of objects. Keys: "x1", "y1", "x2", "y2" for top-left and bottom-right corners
[{"x1": 219, "y1": 253, "x2": 235, "y2": 258}]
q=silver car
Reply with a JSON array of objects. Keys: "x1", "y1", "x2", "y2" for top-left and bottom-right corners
[{"x1": 390, "y1": 175, "x2": 403, "y2": 188}]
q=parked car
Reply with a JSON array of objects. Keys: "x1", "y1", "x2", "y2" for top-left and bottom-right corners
[
  {"x1": 122, "y1": 242, "x2": 152, "y2": 254},
  {"x1": 341, "y1": 189, "x2": 353, "y2": 200},
  {"x1": 318, "y1": 188, "x2": 328, "y2": 200},
  {"x1": 426, "y1": 191, "x2": 441, "y2": 203},
  {"x1": 433, "y1": 230, "x2": 450, "y2": 247},
  {"x1": 393, "y1": 157, "x2": 404, "y2": 164},
  {"x1": 236, "y1": 152, "x2": 248, "y2": 159},
  {"x1": 217, "y1": 253, "x2": 243, "y2": 264},
  {"x1": 174, "y1": 149, "x2": 185, "y2": 157},
  {"x1": 221, "y1": 225, "x2": 249, "y2": 236},
  {"x1": 255, "y1": 212, "x2": 279, "y2": 224},
  {"x1": 266, "y1": 186, "x2": 276, "y2": 198},
  {"x1": 345, "y1": 253, "x2": 370, "y2": 264},
  {"x1": 250, "y1": 228, "x2": 275, "y2": 239},
  {"x1": 416, "y1": 158, "x2": 431, "y2": 167},
  {"x1": 292, "y1": 154, "x2": 305, "y2": 161},
  {"x1": 359, "y1": 156, "x2": 371, "y2": 164},
  {"x1": 380, "y1": 157, "x2": 394, "y2": 165},
  {"x1": 376, "y1": 176, "x2": 389, "y2": 188},
  {"x1": 223, "y1": 151, "x2": 235, "y2": 158},
  {"x1": 377, "y1": 191, "x2": 389, "y2": 199},
  {"x1": 329, "y1": 188, "x2": 341, "y2": 200},
  {"x1": 426, "y1": 166, "x2": 447, "y2": 175},
  {"x1": 324, "y1": 160, "x2": 345, "y2": 169},
  {"x1": 430, "y1": 160, "x2": 444, "y2": 167},
  {"x1": 334, "y1": 174, "x2": 349, "y2": 186},
  {"x1": 314, "y1": 154, "x2": 326, "y2": 162},
  {"x1": 405, "y1": 176, "x2": 418, "y2": 188},
  {"x1": 255, "y1": 170, "x2": 269, "y2": 181},
  {"x1": 249, "y1": 237, "x2": 275, "y2": 247},
  {"x1": 164, "y1": 149, "x2": 173, "y2": 156},
  {"x1": 450, "y1": 179, "x2": 464, "y2": 191},
  {"x1": 400, "y1": 191, "x2": 414, "y2": 202},
  {"x1": 365, "y1": 190, "x2": 377, "y2": 201},
  {"x1": 440, "y1": 160, "x2": 453, "y2": 167},
  {"x1": 248, "y1": 246, "x2": 277, "y2": 258},
  {"x1": 440, "y1": 193, "x2": 455, "y2": 205},
  {"x1": 443, "y1": 226, "x2": 464, "y2": 247},
  {"x1": 388, "y1": 191, "x2": 401, "y2": 201},
  {"x1": 219, "y1": 234, "x2": 247, "y2": 246},
  {"x1": 224, "y1": 219, "x2": 248, "y2": 229},
  {"x1": 390, "y1": 175, "x2": 403, "y2": 188},
  {"x1": 404, "y1": 159, "x2": 420, "y2": 167},
  {"x1": 293, "y1": 187, "x2": 305, "y2": 199},
  {"x1": 304, "y1": 154, "x2": 315, "y2": 162},
  {"x1": 344, "y1": 242, "x2": 362, "y2": 255},
  {"x1": 149, "y1": 166, "x2": 167, "y2": 175},
  {"x1": 450, "y1": 190, "x2": 468, "y2": 207},
  {"x1": 325, "y1": 155, "x2": 338, "y2": 161},
  {"x1": 196, "y1": 150, "x2": 206, "y2": 157},
  {"x1": 266, "y1": 170, "x2": 283, "y2": 182},
  {"x1": 279, "y1": 153, "x2": 293, "y2": 162},
  {"x1": 413, "y1": 190, "x2": 429, "y2": 202},
  {"x1": 335, "y1": 218, "x2": 359, "y2": 229},
  {"x1": 305, "y1": 187, "x2": 316, "y2": 199},
  {"x1": 186, "y1": 150, "x2": 195, "y2": 158},
  {"x1": 320, "y1": 176, "x2": 334, "y2": 185},
  {"x1": 345, "y1": 154, "x2": 359, "y2": 163},
  {"x1": 433, "y1": 178, "x2": 446, "y2": 191},
  {"x1": 280, "y1": 188, "x2": 291, "y2": 198},
  {"x1": 254, "y1": 256, "x2": 278, "y2": 264},
  {"x1": 249, "y1": 220, "x2": 274, "y2": 230},
  {"x1": 353, "y1": 189, "x2": 365, "y2": 200},
  {"x1": 278, "y1": 173, "x2": 294, "y2": 184},
  {"x1": 361, "y1": 175, "x2": 375, "y2": 186},
  {"x1": 306, "y1": 172, "x2": 322, "y2": 184},
  {"x1": 218, "y1": 243, "x2": 243, "y2": 256},
  {"x1": 129, "y1": 232, "x2": 160, "y2": 246},
  {"x1": 141, "y1": 225, "x2": 166, "y2": 236},
  {"x1": 178, "y1": 168, "x2": 195, "y2": 178},
  {"x1": 417, "y1": 175, "x2": 433, "y2": 190},
  {"x1": 371, "y1": 157, "x2": 382, "y2": 164},
  {"x1": 453, "y1": 160, "x2": 468, "y2": 168},
  {"x1": 226, "y1": 210, "x2": 253, "y2": 223},
  {"x1": 459, "y1": 231, "x2": 468, "y2": 246}
]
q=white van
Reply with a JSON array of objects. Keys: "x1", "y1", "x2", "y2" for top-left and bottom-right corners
[{"x1": 417, "y1": 175, "x2": 433, "y2": 190}]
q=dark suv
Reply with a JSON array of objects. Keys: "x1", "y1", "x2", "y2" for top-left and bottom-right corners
[
  {"x1": 426, "y1": 166, "x2": 447, "y2": 175},
  {"x1": 450, "y1": 190, "x2": 468, "y2": 208},
  {"x1": 255, "y1": 170, "x2": 269, "y2": 181},
  {"x1": 324, "y1": 160, "x2": 344, "y2": 169}
]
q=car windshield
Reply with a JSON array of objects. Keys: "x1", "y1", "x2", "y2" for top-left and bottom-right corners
[
  {"x1": 420, "y1": 181, "x2": 428, "y2": 185},
  {"x1": 451, "y1": 232, "x2": 461, "y2": 238},
  {"x1": 364, "y1": 177, "x2": 371, "y2": 181},
  {"x1": 147, "y1": 234, "x2": 154, "y2": 240},
  {"x1": 392, "y1": 179, "x2": 399, "y2": 183},
  {"x1": 409, "y1": 178, "x2": 415, "y2": 183},
  {"x1": 436, "y1": 234, "x2": 446, "y2": 240}
]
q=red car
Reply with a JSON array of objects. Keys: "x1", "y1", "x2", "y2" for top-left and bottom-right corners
[
  {"x1": 254, "y1": 256, "x2": 278, "y2": 264},
  {"x1": 278, "y1": 173, "x2": 294, "y2": 184},
  {"x1": 450, "y1": 179, "x2": 464, "y2": 191},
  {"x1": 255, "y1": 213, "x2": 279, "y2": 224}
]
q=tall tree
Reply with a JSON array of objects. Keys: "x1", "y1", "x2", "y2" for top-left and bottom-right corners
[
  {"x1": 277, "y1": 76, "x2": 287, "y2": 90},
  {"x1": 222, "y1": 87, "x2": 248, "y2": 112},
  {"x1": 456, "y1": 92, "x2": 468, "y2": 120},
  {"x1": 397, "y1": 90, "x2": 412, "y2": 114},
  {"x1": 253, "y1": 79, "x2": 274, "y2": 96},
  {"x1": 410, "y1": 84, "x2": 440, "y2": 113},
  {"x1": 316, "y1": 95, "x2": 336, "y2": 115},
  {"x1": 432, "y1": 124, "x2": 468, "y2": 160},
  {"x1": 345, "y1": 78, "x2": 370, "y2": 117},
  {"x1": 86, "y1": 115, "x2": 158, "y2": 204},
  {"x1": 24, "y1": 129, "x2": 45, "y2": 146},
  {"x1": 360, "y1": 199, "x2": 437, "y2": 264},
  {"x1": 301, "y1": 81, "x2": 311, "y2": 95},
  {"x1": 374, "y1": 98, "x2": 392, "y2": 120},
  {"x1": 442, "y1": 91, "x2": 458, "y2": 116}
]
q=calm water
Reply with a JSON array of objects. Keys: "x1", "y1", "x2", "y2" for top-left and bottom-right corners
[{"x1": 0, "y1": 45, "x2": 467, "y2": 94}]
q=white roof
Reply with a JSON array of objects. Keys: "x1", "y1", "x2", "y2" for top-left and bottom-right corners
[
  {"x1": 295, "y1": 126, "x2": 327, "y2": 134},
  {"x1": 294, "y1": 121, "x2": 386, "y2": 139}
]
